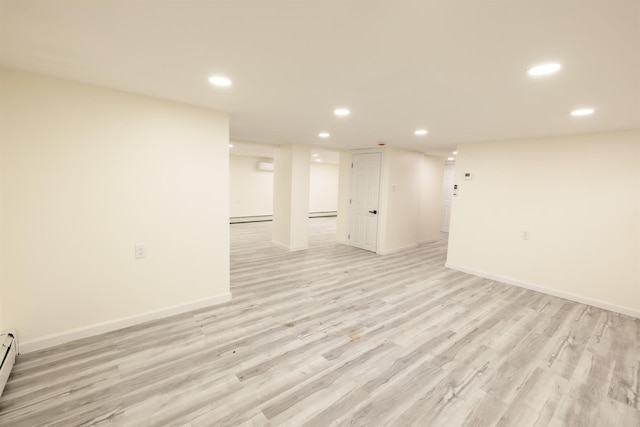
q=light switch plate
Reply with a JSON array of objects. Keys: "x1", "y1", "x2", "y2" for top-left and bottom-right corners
[{"x1": 135, "y1": 244, "x2": 147, "y2": 259}]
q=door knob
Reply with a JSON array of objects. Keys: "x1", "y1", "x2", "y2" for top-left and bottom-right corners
[{"x1": 368, "y1": 210, "x2": 377, "y2": 214}]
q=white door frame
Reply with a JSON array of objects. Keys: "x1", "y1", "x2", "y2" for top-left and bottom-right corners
[
  {"x1": 441, "y1": 162, "x2": 455, "y2": 232},
  {"x1": 348, "y1": 149, "x2": 384, "y2": 252}
]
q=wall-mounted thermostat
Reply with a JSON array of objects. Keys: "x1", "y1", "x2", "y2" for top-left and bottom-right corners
[{"x1": 464, "y1": 172, "x2": 473, "y2": 180}]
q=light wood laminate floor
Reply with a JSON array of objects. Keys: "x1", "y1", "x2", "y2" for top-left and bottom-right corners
[{"x1": 1, "y1": 218, "x2": 639, "y2": 426}]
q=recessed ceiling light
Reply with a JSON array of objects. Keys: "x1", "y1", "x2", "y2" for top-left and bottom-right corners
[
  {"x1": 447, "y1": 157, "x2": 455, "y2": 161},
  {"x1": 334, "y1": 108, "x2": 350, "y2": 116},
  {"x1": 453, "y1": 151, "x2": 458, "y2": 155},
  {"x1": 228, "y1": 144, "x2": 234, "y2": 148},
  {"x1": 527, "y1": 63, "x2": 562, "y2": 77},
  {"x1": 312, "y1": 153, "x2": 319, "y2": 157},
  {"x1": 315, "y1": 159, "x2": 321, "y2": 162},
  {"x1": 209, "y1": 75, "x2": 232, "y2": 87},
  {"x1": 319, "y1": 132, "x2": 330, "y2": 138},
  {"x1": 414, "y1": 129, "x2": 428, "y2": 136},
  {"x1": 570, "y1": 108, "x2": 595, "y2": 116}
]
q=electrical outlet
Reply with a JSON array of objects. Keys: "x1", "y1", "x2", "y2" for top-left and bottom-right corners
[
  {"x1": 135, "y1": 244, "x2": 147, "y2": 259},
  {"x1": 521, "y1": 231, "x2": 529, "y2": 240}
]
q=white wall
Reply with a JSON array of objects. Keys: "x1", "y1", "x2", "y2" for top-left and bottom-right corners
[
  {"x1": 378, "y1": 147, "x2": 423, "y2": 254},
  {"x1": 0, "y1": 70, "x2": 231, "y2": 347},
  {"x1": 309, "y1": 162, "x2": 339, "y2": 213},
  {"x1": 419, "y1": 155, "x2": 445, "y2": 242},
  {"x1": 0, "y1": 96, "x2": 4, "y2": 334},
  {"x1": 447, "y1": 130, "x2": 640, "y2": 315},
  {"x1": 272, "y1": 144, "x2": 310, "y2": 250},
  {"x1": 229, "y1": 156, "x2": 338, "y2": 218},
  {"x1": 229, "y1": 155, "x2": 273, "y2": 217},
  {"x1": 0, "y1": 284, "x2": 4, "y2": 335},
  {"x1": 336, "y1": 151, "x2": 351, "y2": 244}
]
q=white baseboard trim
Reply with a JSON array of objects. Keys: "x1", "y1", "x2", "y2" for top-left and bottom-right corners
[
  {"x1": 19, "y1": 292, "x2": 232, "y2": 354},
  {"x1": 271, "y1": 240, "x2": 308, "y2": 251},
  {"x1": 377, "y1": 243, "x2": 420, "y2": 256},
  {"x1": 445, "y1": 263, "x2": 640, "y2": 319}
]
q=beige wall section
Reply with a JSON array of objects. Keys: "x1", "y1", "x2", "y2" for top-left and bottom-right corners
[
  {"x1": 447, "y1": 130, "x2": 640, "y2": 314},
  {"x1": 290, "y1": 146, "x2": 311, "y2": 249},
  {"x1": 309, "y1": 162, "x2": 339, "y2": 213},
  {"x1": 378, "y1": 147, "x2": 423, "y2": 254},
  {"x1": 230, "y1": 156, "x2": 337, "y2": 218},
  {"x1": 0, "y1": 74, "x2": 4, "y2": 334},
  {"x1": 272, "y1": 147, "x2": 293, "y2": 245},
  {"x1": 0, "y1": 70, "x2": 231, "y2": 343},
  {"x1": 419, "y1": 155, "x2": 445, "y2": 242},
  {"x1": 229, "y1": 155, "x2": 274, "y2": 217},
  {"x1": 272, "y1": 144, "x2": 310, "y2": 250},
  {"x1": 336, "y1": 151, "x2": 351, "y2": 244}
]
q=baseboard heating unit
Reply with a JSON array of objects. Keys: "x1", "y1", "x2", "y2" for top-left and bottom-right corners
[{"x1": 0, "y1": 332, "x2": 17, "y2": 399}]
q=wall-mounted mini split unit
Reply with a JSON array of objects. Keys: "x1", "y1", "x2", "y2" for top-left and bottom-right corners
[{"x1": 257, "y1": 161, "x2": 274, "y2": 172}]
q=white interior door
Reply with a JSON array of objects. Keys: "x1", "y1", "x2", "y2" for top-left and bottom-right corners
[
  {"x1": 441, "y1": 164, "x2": 455, "y2": 232},
  {"x1": 350, "y1": 152, "x2": 381, "y2": 252}
]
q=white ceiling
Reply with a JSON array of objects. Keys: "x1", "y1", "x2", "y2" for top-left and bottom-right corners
[{"x1": 1, "y1": 1, "x2": 638, "y2": 157}]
